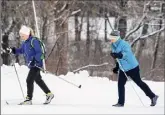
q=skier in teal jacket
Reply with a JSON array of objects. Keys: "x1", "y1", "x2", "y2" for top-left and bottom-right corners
[{"x1": 109, "y1": 30, "x2": 158, "y2": 107}]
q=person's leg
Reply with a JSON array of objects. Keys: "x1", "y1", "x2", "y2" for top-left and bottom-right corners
[
  {"x1": 127, "y1": 66, "x2": 156, "y2": 99},
  {"x1": 117, "y1": 70, "x2": 127, "y2": 105},
  {"x1": 34, "y1": 68, "x2": 51, "y2": 94},
  {"x1": 26, "y1": 67, "x2": 38, "y2": 100},
  {"x1": 35, "y1": 67, "x2": 54, "y2": 104}
]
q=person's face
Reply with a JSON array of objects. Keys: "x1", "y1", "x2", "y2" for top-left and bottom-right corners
[
  {"x1": 19, "y1": 33, "x2": 29, "y2": 41},
  {"x1": 109, "y1": 36, "x2": 118, "y2": 43}
]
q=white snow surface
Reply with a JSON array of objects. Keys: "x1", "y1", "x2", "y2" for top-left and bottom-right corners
[{"x1": 1, "y1": 64, "x2": 164, "y2": 114}]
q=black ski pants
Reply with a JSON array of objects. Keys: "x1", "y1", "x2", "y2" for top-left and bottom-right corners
[
  {"x1": 118, "y1": 66, "x2": 155, "y2": 105},
  {"x1": 26, "y1": 67, "x2": 50, "y2": 100}
]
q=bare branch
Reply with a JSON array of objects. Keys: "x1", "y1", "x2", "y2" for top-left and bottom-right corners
[
  {"x1": 124, "y1": 14, "x2": 146, "y2": 40},
  {"x1": 60, "y1": 11, "x2": 70, "y2": 26},
  {"x1": 105, "y1": 14, "x2": 114, "y2": 31},
  {"x1": 145, "y1": 23, "x2": 165, "y2": 26},
  {"x1": 73, "y1": 63, "x2": 109, "y2": 73},
  {"x1": 59, "y1": 9, "x2": 81, "y2": 26},
  {"x1": 57, "y1": 2, "x2": 67, "y2": 13},
  {"x1": 131, "y1": 27, "x2": 165, "y2": 47},
  {"x1": 71, "y1": 9, "x2": 81, "y2": 16},
  {"x1": 124, "y1": 1, "x2": 152, "y2": 40},
  {"x1": 15, "y1": 1, "x2": 29, "y2": 10},
  {"x1": 45, "y1": 35, "x2": 61, "y2": 61}
]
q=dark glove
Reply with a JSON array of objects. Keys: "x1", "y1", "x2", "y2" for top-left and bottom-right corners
[
  {"x1": 113, "y1": 67, "x2": 119, "y2": 74},
  {"x1": 11, "y1": 47, "x2": 16, "y2": 54},
  {"x1": 112, "y1": 62, "x2": 119, "y2": 74},
  {"x1": 110, "y1": 52, "x2": 123, "y2": 59}
]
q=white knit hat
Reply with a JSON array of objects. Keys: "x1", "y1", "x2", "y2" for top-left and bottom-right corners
[
  {"x1": 108, "y1": 30, "x2": 120, "y2": 40},
  {"x1": 19, "y1": 25, "x2": 30, "y2": 36}
]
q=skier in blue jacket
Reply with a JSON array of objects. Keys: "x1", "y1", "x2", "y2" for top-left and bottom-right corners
[
  {"x1": 109, "y1": 30, "x2": 158, "y2": 107},
  {"x1": 8, "y1": 25, "x2": 54, "y2": 105}
]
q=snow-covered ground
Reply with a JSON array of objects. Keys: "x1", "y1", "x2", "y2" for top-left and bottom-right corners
[{"x1": 1, "y1": 64, "x2": 164, "y2": 114}]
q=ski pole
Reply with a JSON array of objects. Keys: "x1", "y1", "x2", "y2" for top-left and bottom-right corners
[
  {"x1": 35, "y1": 66, "x2": 82, "y2": 89},
  {"x1": 13, "y1": 63, "x2": 25, "y2": 100},
  {"x1": 116, "y1": 59, "x2": 145, "y2": 106}
]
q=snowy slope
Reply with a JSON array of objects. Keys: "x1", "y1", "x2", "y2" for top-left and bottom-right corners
[{"x1": 1, "y1": 64, "x2": 164, "y2": 114}]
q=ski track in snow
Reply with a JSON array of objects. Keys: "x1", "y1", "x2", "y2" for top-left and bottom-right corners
[{"x1": 1, "y1": 64, "x2": 164, "y2": 114}]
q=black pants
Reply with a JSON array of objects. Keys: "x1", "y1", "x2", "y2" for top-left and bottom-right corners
[
  {"x1": 118, "y1": 66, "x2": 155, "y2": 105},
  {"x1": 26, "y1": 67, "x2": 51, "y2": 100}
]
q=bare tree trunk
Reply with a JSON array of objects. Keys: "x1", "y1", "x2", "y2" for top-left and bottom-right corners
[
  {"x1": 1, "y1": 34, "x2": 10, "y2": 65},
  {"x1": 75, "y1": 14, "x2": 80, "y2": 42},
  {"x1": 86, "y1": 11, "x2": 90, "y2": 58},
  {"x1": 91, "y1": 39, "x2": 103, "y2": 76},
  {"x1": 41, "y1": 16, "x2": 48, "y2": 41},
  {"x1": 78, "y1": 12, "x2": 84, "y2": 41},
  {"x1": 104, "y1": 8, "x2": 108, "y2": 42},
  {"x1": 94, "y1": 39, "x2": 103, "y2": 63},
  {"x1": 1, "y1": 0, "x2": 10, "y2": 65},
  {"x1": 15, "y1": 35, "x2": 20, "y2": 63},
  {"x1": 150, "y1": 33, "x2": 161, "y2": 79},
  {"x1": 135, "y1": 22, "x2": 148, "y2": 60},
  {"x1": 118, "y1": 0, "x2": 127, "y2": 39},
  {"x1": 114, "y1": 16, "x2": 119, "y2": 30},
  {"x1": 86, "y1": 11, "x2": 92, "y2": 76},
  {"x1": 133, "y1": 1, "x2": 150, "y2": 60},
  {"x1": 118, "y1": 16, "x2": 127, "y2": 39},
  {"x1": 1, "y1": 23, "x2": 16, "y2": 65},
  {"x1": 55, "y1": 21, "x2": 68, "y2": 75},
  {"x1": 75, "y1": 13, "x2": 80, "y2": 53},
  {"x1": 150, "y1": 4, "x2": 163, "y2": 80},
  {"x1": 47, "y1": 2, "x2": 69, "y2": 75}
]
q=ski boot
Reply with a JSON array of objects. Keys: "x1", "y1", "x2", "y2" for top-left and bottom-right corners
[
  {"x1": 19, "y1": 96, "x2": 32, "y2": 105},
  {"x1": 43, "y1": 92, "x2": 54, "y2": 104}
]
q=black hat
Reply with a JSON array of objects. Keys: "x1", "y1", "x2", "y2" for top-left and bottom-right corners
[{"x1": 110, "y1": 30, "x2": 120, "y2": 36}]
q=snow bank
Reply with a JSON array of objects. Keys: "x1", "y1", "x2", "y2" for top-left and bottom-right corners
[{"x1": 1, "y1": 64, "x2": 164, "y2": 114}]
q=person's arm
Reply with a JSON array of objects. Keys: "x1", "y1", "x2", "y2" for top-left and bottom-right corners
[
  {"x1": 120, "y1": 42, "x2": 131, "y2": 60},
  {"x1": 12, "y1": 43, "x2": 24, "y2": 54},
  {"x1": 110, "y1": 42, "x2": 131, "y2": 59}
]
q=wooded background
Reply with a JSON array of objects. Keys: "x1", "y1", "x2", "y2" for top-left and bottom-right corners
[{"x1": 1, "y1": 0, "x2": 165, "y2": 81}]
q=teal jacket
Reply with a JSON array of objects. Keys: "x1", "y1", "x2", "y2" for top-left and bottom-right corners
[{"x1": 111, "y1": 38, "x2": 139, "y2": 72}]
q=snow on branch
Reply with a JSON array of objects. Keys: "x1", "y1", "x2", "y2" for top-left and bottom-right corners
[
  {"x1": 131, "y1": 26, "x2": 165, "y2": 47},
  {"x1": 106, "y1": 14, "x2": 114, "y2": 31},
  {"x1": 124, "y1": 14, "x2": 146, "y2": 40},
  {"x1": 60, "y1": 9, "x2": 81, "y2": 26},
  {"x1": 124, "y1": 1, "x2": 152, "y2": 40},
  {"x1": 71, "y1": 9, "x2": 81, "y2": 16},
  {"x1": 145, "y1": 23, "x2": 165, "y2": 26},
  {"x1": 57, "y1": 2, "x2": 67, "y2": 13},
  {"x1": 73, "y1": 63, "x2": 109, "y2": 73}
]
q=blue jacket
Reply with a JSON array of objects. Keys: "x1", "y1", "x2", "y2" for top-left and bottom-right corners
[
  {"x1": 15, "y1": 36, "x2": 43, "y2": 68},
  {"x1": 111, "y1": 38, "x2": 139, "y2": 72}
]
